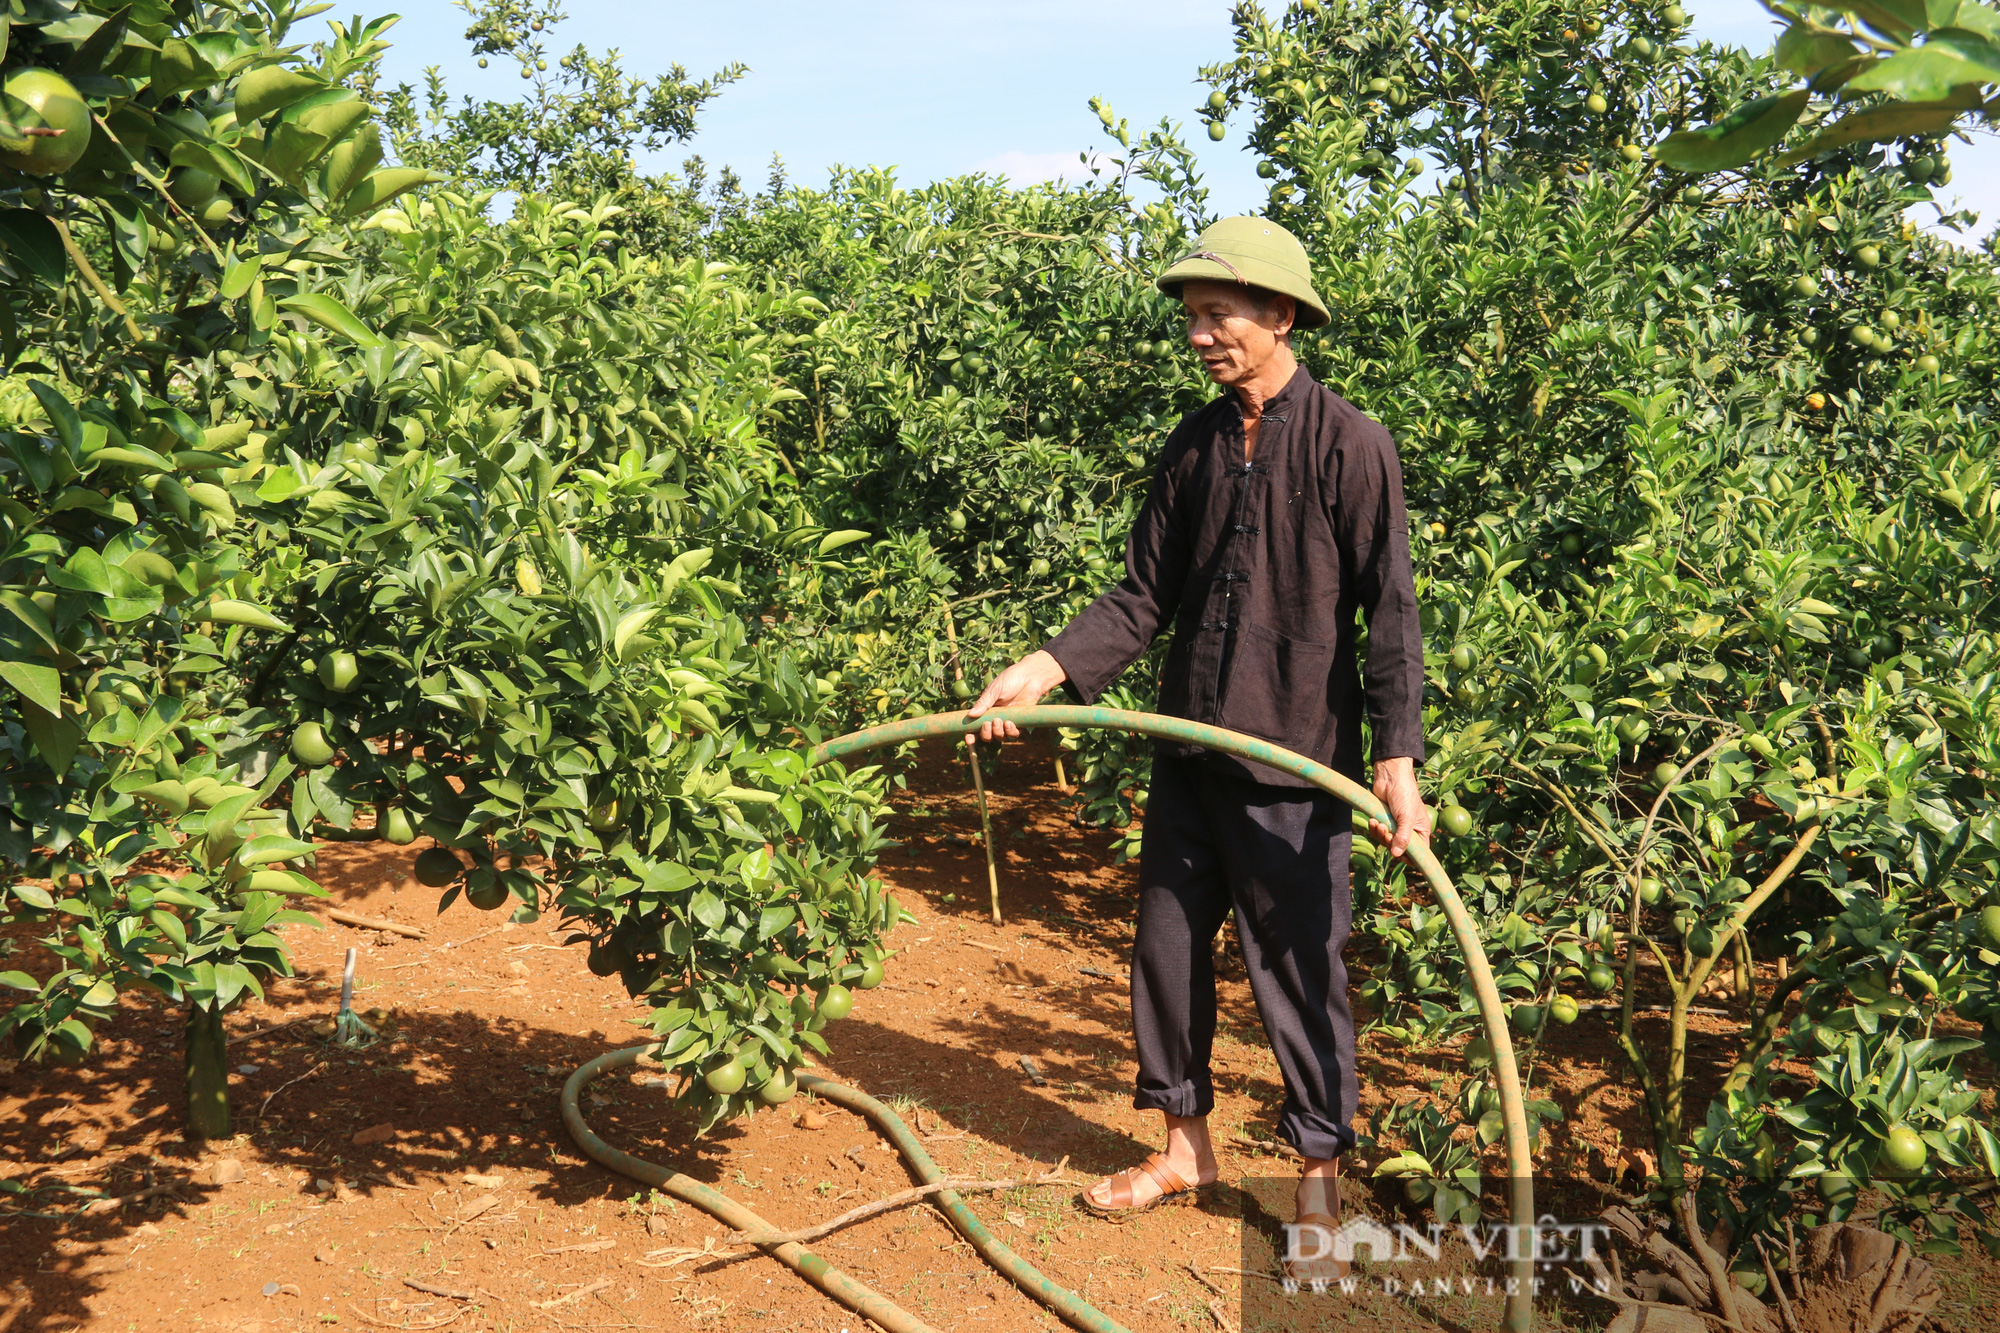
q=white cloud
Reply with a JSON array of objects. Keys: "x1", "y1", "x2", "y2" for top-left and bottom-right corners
[{"x1": 970, "y1": 148, "x2": 1111, "y2": 185}]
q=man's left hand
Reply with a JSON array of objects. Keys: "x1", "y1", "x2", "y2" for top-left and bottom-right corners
[{"x1": 1367, "y1": 755, "x2": 1431, "y2": 863}]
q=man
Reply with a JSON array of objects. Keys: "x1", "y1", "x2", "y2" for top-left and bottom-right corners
[{"x1": 966, "y1": 216, "x2": 1429, "y2": 1268}]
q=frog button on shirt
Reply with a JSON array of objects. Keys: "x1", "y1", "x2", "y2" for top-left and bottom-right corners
[{"x1": 1040, "y1": 364, "x2": 1424, "y2": 789}]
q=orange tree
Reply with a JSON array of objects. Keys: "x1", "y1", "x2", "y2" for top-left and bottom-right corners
[
  {"x1": 211, "y1": 186, "x2": 900, "y2": 1131},
  {"x1": 0, "y1": 4, "x2": 894, "y2": 1141},
  {"x1": 0, "y1": 0, "x2": 427, "y2": 1134}
]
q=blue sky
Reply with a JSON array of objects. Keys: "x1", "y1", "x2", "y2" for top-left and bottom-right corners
[{"x1": 368, "y1": 1, "x2": 1997, "y2": 244}]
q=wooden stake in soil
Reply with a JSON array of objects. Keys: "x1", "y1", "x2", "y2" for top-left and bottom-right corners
[
  {"x1": 940, "y1": 606, "x2": 1004, "y2": 925},
  {"x1": 964, "y1": 738, "x2": 1003, "y2": 925}
]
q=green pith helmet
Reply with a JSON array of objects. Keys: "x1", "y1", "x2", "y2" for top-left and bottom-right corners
[{"x1": 1156, "y1": 216, "x2": 1330, "y2": 330}]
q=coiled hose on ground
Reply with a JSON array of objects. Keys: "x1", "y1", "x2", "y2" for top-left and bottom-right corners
[
  {"x1": 562, "y1": 707, "x2": 1535, "y2": 1333},
  {"x1": 561, "y1": 1045, "x2": 1131, "y2": 1333}
]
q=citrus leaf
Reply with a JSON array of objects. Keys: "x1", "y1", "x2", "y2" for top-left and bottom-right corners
[
  {"x1": 1777, "y1": 84, "x2": 1985, "y2": 160},
  {"x1": 28, "y1": 380, "x2": 82, "y2": 454},
  {"x1": 277, "y1": 293, "x2": 383, "y2": 348},
  {"x1": 220, "y1": 249, "x2": 262, "y2": 300},
  {"x1": 336, "y1": 167, "x2": 441, "y2": 219},
  {"x1": 167, "y1": 139, "x2": 256, "y2": 196},
  {"x1": 816, "y1": 529, "x2": 873, "y2": 557},
  {"x1": 321, "y1": 123, "x2": 383, "y2": 204},
  {"x1": 1651, "y1": 91, "x2": 1811, "y2": 173},
  {"x1": 1844, "y1": 35, "x2": 2000, "y2": 102},
  {"x1": 197, "y1": 598, "x2": 291, "y2": 632},
  {"x1": 22, "y1": 703, "x2": 81, "y2": 778},
  {"x1": 0, "y1": 208, "x2": 65, "y2": 285},
  {"x1": 613, "y1": 605, "x2": 659, "y2": 660},
  {"x1": 0, "y1": 591, "x2": 61, "y2": 652},
  {"x1": 1838, "y1": 0, "x2": 1925, "y2": 35},
  {"x1": 0, "y1": 659, "x2": 62, "y2": 715},
  {"x1": 1775, "y1": 22, "x2": 1859, "y2": 75},
  {"x1": 234, "y1": 64, "x2": 325, "y2": 122}
]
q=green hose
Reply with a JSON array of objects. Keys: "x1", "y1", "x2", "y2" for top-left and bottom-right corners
[
  {"x1": 561, "y1": 707, "x2": 1535, "y2": 1333},
  {"x1": 809, "y1": 707, "x2": 1536, "y2": 1333},
  {"x1": 798, "y1": 1072, "x2": 1132, "y2": 1333},
  {"x1": 562, "y1": 1046, "x2": 1133, "y2": 1333},
  {"x1": 560, "y1": 1046, "x2": 950, "y2": 1333}
]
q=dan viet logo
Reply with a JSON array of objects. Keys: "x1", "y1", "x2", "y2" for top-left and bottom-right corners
[{"x1": 1279, "y1": 1216, "x2": 1614, "y2": 1298}]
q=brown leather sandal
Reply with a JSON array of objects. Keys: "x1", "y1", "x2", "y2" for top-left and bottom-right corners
[
  {"x1": 1283, "y1": 1211, "x2": 1352, "y2": 1281},
  {"x1": 1078, "y1": 1152, "x2": 1204, "y2": 1221}
]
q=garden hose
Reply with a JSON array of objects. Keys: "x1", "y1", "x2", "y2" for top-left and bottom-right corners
[
  {"x1": 560, "y1": 1045, "x2": 949, "y2": 1333},
  {"x1": 808, "y1": 707, "x2": 1537, "y2": 1333},
  {"x1": 563, "y1": 1046, "x2": 1132, "y2": 1333},
  {"x1": 562, "y1": 708, "x2": 1535, "y2": 1333},
  {"x1": 797, "y1": 1072, "x2": 1132, "y2": 1333}
]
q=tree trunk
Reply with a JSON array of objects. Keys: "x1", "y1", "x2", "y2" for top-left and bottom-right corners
[{"x1": 185, "y1": 1003, "x2": 231, "y2": 1138}]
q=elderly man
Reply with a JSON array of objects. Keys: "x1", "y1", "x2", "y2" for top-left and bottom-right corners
[{"x1": 967, "y1": 216, "x2": 1428, "y2": 1264}]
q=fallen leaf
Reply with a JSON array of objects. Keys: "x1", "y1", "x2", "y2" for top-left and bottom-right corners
[
  {"x1": 462, "y1": 1171, "x2": 504, "y2": 1189},
  {"x1": 212, "y1": 1158, "x2": 246, "y2": 1185},
  {"x1": 794, "y1": 1110, "x2": 828, "y2": 1131},
  {"x1": 351, "y1": 1123, "x2": 398, "y2": 1147}
]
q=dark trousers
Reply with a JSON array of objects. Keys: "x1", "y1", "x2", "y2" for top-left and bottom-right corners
[{"x1": 1130, "y1": 755, "x2": 1359, "y2": 1161}]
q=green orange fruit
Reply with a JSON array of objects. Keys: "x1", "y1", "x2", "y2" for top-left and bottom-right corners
[
  {"x1": 1883, "y1": 1124, "x2": 1927, "y2": 1173},
  {"x1": 0, "y1": 70, "x2": 93, "y2": 175},
  {"x1": 704, "y1": 1060, "x2": 746, "y2": 1095},
  {"x1": 414, "y1": 847, "x2": 463, "y2": 887},
  {"x1": 380, "y1": 806, "x2": 417, "y2": 846},
  {"x1": 857, "y1": 959, "x2": 884, "y2": 989},
  {"x1": 819, "y1": 984, "x2": 854, "y2": 1021},
  {"x1": 168, "y1": 168, "x2": 220, "y2": 211},
  {"x1": 1968, "y1": 896, "x2": 2000, "y2": 948},
  {"x1": 1586, "y1": 962, "x2": 1618, "y2": 994},
  {"x1": 1440, "y1": 805, "x2": 1475, "y2": 838},
  {"x1": 756, "y1": 1071, "x2": 797, "y2": 1105},
  {"x1": 317, "y1": 650, "x2": 360, "y2": 692},
  {"x1": 1549, "y1": 994, "x2": 1580, "y2": 1025},
  {"x1": 290, "y1": 722, "x2": 336, "y2": 767},
  {"x1": 465, "y1": 879, "x2": 509, "y2": 911}
]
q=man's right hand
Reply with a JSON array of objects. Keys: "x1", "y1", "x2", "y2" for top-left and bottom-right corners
[{"x1": 965, "y1": 650, "x2": 1068, "y2": 742}]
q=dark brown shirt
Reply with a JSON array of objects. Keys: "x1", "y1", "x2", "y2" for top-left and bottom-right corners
[{"x1": 1042, "y1": 365, "x2": 1425, "y2": 789}]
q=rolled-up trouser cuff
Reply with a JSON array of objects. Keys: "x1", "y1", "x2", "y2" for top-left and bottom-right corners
[
  {"x1": 1133, "y1": 1077, "x2": 1215, "y2": 1120},
  {"x1": 1278, "y1": 1109, "x2": 1356, "y2": 1162}
]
